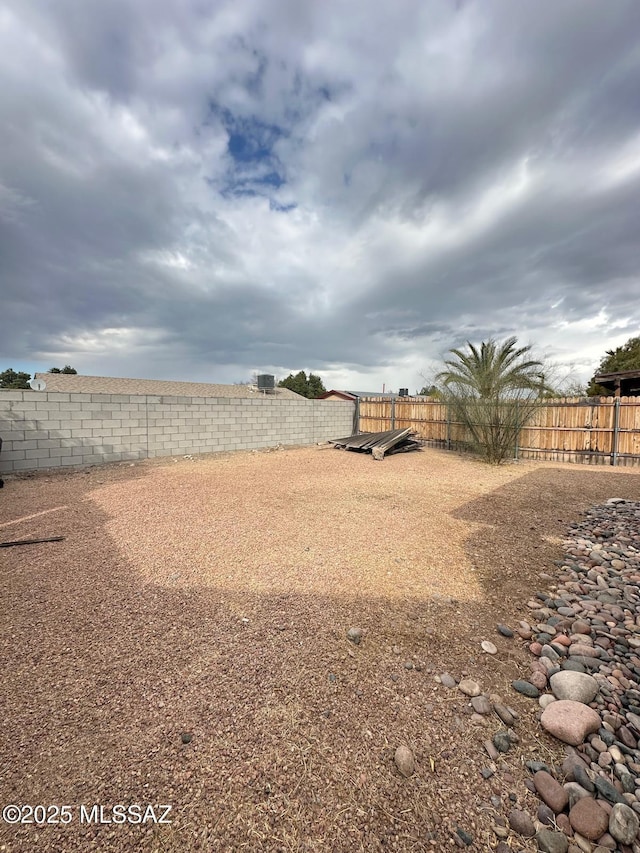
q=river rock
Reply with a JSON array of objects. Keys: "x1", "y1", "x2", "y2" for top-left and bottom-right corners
[
  {"x1": 541, "y1": 700, "x2": 601, "y2": 745},
  {"x1": 512, "y1": 679, "x2": 540, "y2": 698},
  {"x1": 530, "y1": 670, "x2": 548, "y2": 691},
  {"x1": 564, "y1": 782, "x2": 592, "y2": 807},
  {"x1": 494, "y1": 703, "x2": 516, "y2": 726},
  {"x1": 572, "y1": 764, "x2": 595, "y2": 793},
  {"x1": 550, "y1": 671, "x2": 599, "y2": 705},
  {"x1": 617, "y1": 725, "x2": 637, "y2": 748},
  {"x1": 493, "y1": 731, "x2": 512, "y2": 753},
  {"x1": 594, "y1": 775, "x2": 627, "y2": 805},
  {"x1": 534, "y1": 770, "x2": 569, "y2": 813},
  {"x1": 508, "y1": 809, "x2": 536, "y2": 837},
  {"x1": 569, "y1": 797, "x2": 610, "y2": 840},
  {"x1": 394, "y1": 745, "x2": 415, "y2": 777},
  {"x1": 458, "y1": 678, "x2": 481, "y2": 697},
  {"x1": 471, "y1": 695, "x2": 491, "y2": 714},
  {"x1": 608, "y1": 802, "x2": 639, "y2": 844},
  {"x1": 347, "y1": 627, "x2": 363, "y2": 644},
  {"x1": 536, "y1": 828, "x2": 569, "y2": 853}
]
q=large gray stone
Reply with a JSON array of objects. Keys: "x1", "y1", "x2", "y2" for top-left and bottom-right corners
[
  {"x1": 549, "y1": 671, "x2": 599, "y2": 704},
  {"x1": 535, "y1": 828, "x2": 568, "y2": 853},
  {"x1": 609, "y1": 802, "x2": 640, "y2": 845}
]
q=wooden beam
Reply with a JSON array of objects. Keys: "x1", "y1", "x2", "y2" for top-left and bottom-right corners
[
  {"x1": 372, "y1": 428, "x2": 412, "y2": 460},
  {"x1": 0, "y1": 536, "x2": 65, "y2": 548}
]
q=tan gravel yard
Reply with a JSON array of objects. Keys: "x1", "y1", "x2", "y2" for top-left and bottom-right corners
[{"x1": 1, "y1": 445, "x2": 639, "y2": 852}]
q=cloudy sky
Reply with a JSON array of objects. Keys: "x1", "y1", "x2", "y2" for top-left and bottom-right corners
[{"x1": 1, "y1": 0, "x2": 639, "y2": 393}]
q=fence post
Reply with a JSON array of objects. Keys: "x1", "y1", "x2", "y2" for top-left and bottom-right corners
[
  {"x1": 446, "y1": 402, "x2": 451, "y2": 451},
  {"x1": 354, "y1": 397, "x2": 360, "y2": 435},
  {"x1": 612, "y1": 397, "x2": 620, "y2": 466},
  {"x1": 514, "y1": 400, "x2": 519, "y2": 461},
  {"x1": 391, "y1": 397, "x2": 395, "y2": 430}
]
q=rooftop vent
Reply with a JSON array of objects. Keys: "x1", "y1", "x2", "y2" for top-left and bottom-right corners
[
  {"x1": 399, "y1": 388, "x2": 409, "y2": 397},
  {"x1": 256, "y1": 374, "x2": 276, "y2": 393}
]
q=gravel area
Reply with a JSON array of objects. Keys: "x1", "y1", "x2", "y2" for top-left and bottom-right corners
[{"x1": 1, "y1": 445, "x2": 639, "y2": 852}]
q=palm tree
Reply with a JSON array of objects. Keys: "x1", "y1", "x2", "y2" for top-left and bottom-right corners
[
  {"x1": 436, "y1": 337, "x2": 546, "y2": 398},
  {"x1": 436, "y1": 337, "x2": 547, "y2": 463}
]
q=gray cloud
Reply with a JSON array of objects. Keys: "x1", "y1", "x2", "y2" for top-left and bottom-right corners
[{"x1": 1, "y1": 0, "x2": 639, "y2": 392}]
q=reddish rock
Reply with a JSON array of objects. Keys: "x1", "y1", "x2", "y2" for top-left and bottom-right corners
[
  {"x1": 570, "y1": 634, "x2": 594, "y2": 646},
  {"x1": 597, "y1": 799, "x2": 613, "y2": 815},
  {"x1": 573, "y1": 620, "x2": 592, "y2": 635},
  {"x1": 541, "y1": 700, "x2": 601, "y2": 746},
  {"x1": 618, "y1": 726, "x2": 637, "y2": 748},
  {"x1": 530, "y1": 670, "x2": 548, "y2": 691},
  {"x1": 569, "y1": 797, "x2": 610, "y2": 840},
  {"x1": 569, "y1": 643, "x2": 601, "y2": 658},
  {"x1": 533, "y1": 770, "x2": 570, "y2": 814},
  {"x1": 530, "y1": 641, "x2": 543, "y2": 656},
  {"x1": 596, "y1": 832, "x2": 619, "y2": 849},
  {"x1": 555, "y1": 812, "x2": 573, "y2": 836},
  {"x1": 508, "y1": 809, "x2": 535, "y2": 838}
]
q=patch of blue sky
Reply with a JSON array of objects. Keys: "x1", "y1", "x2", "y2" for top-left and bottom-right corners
[
  {"x1": 207, "y1": 103, "x2": 294, "y2": 205},
  {"x1": 209, "y1": 104, "x2": 286, "y2": 164},
  {"x1": 269, "y1": 200, "x2": 297, "y2": 213}
]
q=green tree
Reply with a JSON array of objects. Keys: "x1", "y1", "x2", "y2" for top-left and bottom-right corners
[
  {"x1": 587, "y1": 336, "x2": 640, "y2": 396},
  {"x1": 435, "y1": 337, "x2": 548, "y2": 464},
  {"x1": 0, "y1": 369, "x2": 31, "y2": 389},
  {"x1": 48, "y1": 365, "x2": 77, "y2": 374},
  {"x1": 418, "y1": 384, "x2": 443, "y2": 398},
  {"x1": 278, "y1": 371, "x2": 326, "y2": 398},
  {"x1": 437, "y1": 337, "x2": 546, "y2": 398}
]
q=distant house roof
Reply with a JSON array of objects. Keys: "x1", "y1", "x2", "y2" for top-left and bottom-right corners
[
  {"x1": 33, "y1": 373, "x2": 303, "y2": 399},
  {"x1": 594, "y1": 369, "x2": 640, "y2": 397},
  {"x1": 318, "y1": 390, "x2": 400, "y2": 400}
]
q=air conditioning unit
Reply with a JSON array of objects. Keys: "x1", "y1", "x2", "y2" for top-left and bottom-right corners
[
  {"x1": 399, "y1": 388, "x2": 409, "y2": 397},
  {"x1": 257, "y1": 374, "x2": 276, "y2": 392}
]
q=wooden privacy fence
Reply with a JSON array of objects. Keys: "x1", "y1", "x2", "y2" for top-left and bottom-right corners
[{"x1": 357, "y1": 396, "x2": 640, "y2": 467}]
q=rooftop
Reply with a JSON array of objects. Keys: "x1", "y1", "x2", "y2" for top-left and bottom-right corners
[{"x1": 31, "y1": 373, "x2": 303, "y2": 399}]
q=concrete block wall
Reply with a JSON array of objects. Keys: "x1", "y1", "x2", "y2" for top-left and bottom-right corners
[{"x1": 0, "y1": 391, "x2": 354, "y2": 473}]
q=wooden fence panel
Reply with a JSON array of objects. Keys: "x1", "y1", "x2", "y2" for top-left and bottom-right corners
[
  {"x1": 358, "y1": 398, "x2": 391, "y2": 433},
  {"x1": 357, "y1": 396, "x2": 640, "y2": 466},
  {"x1": 517, "y1": 398, "x2": 615, "y2": 464},
  {"x1": 618, "y1": 398, "x2": 640, "y2": 466}
]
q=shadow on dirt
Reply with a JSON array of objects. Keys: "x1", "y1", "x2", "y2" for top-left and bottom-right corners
[{"x1": 451, "y1": 464, "x2": 640, "y2": 613}]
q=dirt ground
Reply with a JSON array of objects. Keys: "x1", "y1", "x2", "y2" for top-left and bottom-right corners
[{"x1": 1, "y1": 445, "x2": 640, "y2": 852}]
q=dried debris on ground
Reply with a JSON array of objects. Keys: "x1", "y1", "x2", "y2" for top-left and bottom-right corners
[{"x1": 0, "y1": 447, "x2": 639, "y2": 852}]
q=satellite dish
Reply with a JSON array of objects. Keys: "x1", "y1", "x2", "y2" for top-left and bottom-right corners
[{"x1": 29, "y1": 378, "x2": 47, "y2": 391}]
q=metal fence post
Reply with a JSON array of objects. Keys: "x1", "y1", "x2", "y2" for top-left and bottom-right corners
[
  {"x1": 446, "y1": 402, "x2": 451, "y2": 451},
  {"x1": 612, "y1": 397, "x2": 620, "y2": 466},
  {"x1": 391, "y1": 397, "x2": 395, "y2": 430},
  {"x1": 354, "y1": 397, "x2": 360, "y2": 435}
]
